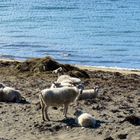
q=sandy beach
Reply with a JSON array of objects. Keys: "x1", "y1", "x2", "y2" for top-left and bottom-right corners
[{"x1": 0, "y1": 57, "x2": 140, "y2": 140}]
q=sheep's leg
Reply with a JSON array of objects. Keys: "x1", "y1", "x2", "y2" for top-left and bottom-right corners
[
  {"x1": 64, "y1": 104, "x2": 68, "y2": 118},
  {"x1": 44, "y1": 106, "x2": 50, "y2": 121},
  {"x1": 39, "y1": 96, "x2": 46, "y2": 121},
  {"x1": 41, "y1": 103, "x2": 46, "y2": 121}
]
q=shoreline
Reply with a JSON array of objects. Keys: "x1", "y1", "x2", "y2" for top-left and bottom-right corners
[
  {"x1": 76, "y1": 65, "x2": 140, "y2": 75},
  {"x1": 1, "y1": 58, "x2": 140, "y2": 75}
]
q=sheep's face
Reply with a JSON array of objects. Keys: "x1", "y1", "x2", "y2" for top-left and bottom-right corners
[
  {"x1": 77, "y1": 84, "x2": 84, "y2": 94},
  {"x1": 93, "y1": 86, "x2": 99, "y2": 93},
  {"x1": 74, "y1": 109, "x2": 83, "y2": 117},
  {"x1": 51, "y1": 82, "x2": 62, "y2": 88},
  {"x1": 52, "y1": 67, "x2": 63, "y2": 74},
  {"x1": 0, "y1": 83, "x2": 5, "y2": 89}
]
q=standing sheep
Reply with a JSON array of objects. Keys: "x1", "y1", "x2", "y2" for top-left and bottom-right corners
[
  {"x1": 0, "y1": 87, "x2": 25, "y2": 103},
  {"x1": 39, "y1": 84, "x2": 84, "y2": 121},
  {"x1": 51, "y1": 83, "x2": 99, "y2": 100},
  {"x1": 74, "y1": 109, "x2": 96, "y2": 128}
]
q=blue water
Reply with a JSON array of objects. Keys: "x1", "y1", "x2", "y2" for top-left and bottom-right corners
[{"x1": 0, "y1": 0, "x2": 140, "y2": 69}]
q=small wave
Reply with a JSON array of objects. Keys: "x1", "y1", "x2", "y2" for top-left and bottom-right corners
[
  {"x1": 93, "y1": 60, "x2": 122, "y2": 64},
  {"x1": 32, "y1": 6, "x2": 77, "y2": 11},
  {"x1": 0, "y1": 55, "x2": 15, "y2": 60},
  {"x1": 2, "y1": 44, "x2": 48, "y2": 48},
  {"x1": 107, "y1": 49, "x2": 128, "y2": 52}
]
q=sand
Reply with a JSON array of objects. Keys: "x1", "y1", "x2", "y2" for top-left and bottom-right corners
[{"x1": 0, "y1": 58, "x2": 140, "y2": 140}]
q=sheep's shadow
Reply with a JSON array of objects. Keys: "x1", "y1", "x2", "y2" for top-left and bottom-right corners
[
  {"x1": 19, "y1": 100, "x2": 30, "y2": 104},
  {"x1": 58, "y1": 117, "x2": 77, "y2": 127},
  {"x1": 4, "y1": 100, "x2": 31, "y2": 104}
]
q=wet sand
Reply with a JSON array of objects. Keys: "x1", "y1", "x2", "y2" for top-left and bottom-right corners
[{"x1": 0, "y1": 58, "x2": 140, "y2": 140}]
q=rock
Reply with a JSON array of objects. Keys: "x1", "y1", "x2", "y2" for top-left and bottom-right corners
[
  {"x1": 117, "y1": 133, "x2": 128, "y2": 139},
  {"x1": 120, "y1": 115, "x2": 140, "y2": 126},
  {"x1": 104, "y1": 136, "x2": 114, "y2": 140}
]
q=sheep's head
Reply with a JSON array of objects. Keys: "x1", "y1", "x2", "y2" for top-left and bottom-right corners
[
  {"x1": 52, "y1": 67, "x2": 63, "y2": 76},
  {"x1": 51, "y1": 81, "x2": 62, "y2": 88},
  {"x1": 74, "y1": 108, "x2": 84, "y2": 117},
  {"x1": 93, "y1": 86, "x2": 99, "y2": 93},
  {"x1": 75, "y1": 84, "x2": 84, "y2": 102},
  {"x1": 77, "y1": 84, "x2": 84, "y2": 94},
  {"x1": 0, "y1": 83, "x2": 5, "y2": 89}
]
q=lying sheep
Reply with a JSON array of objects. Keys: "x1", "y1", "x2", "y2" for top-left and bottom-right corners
[
  {"x1": 57, "y1": 75, "x2": 81, "y2": 84},
  {"x1": 39, "y1": 84, "x2": 84, "y2": 121},
  {"x1": 53, "y1": 67, "x2": 81, "y2": 86},
  {"x1": 50, "y1": 81, "x2": 75, "y2": 88},
  {"x1": 0, "y1": 87, "x2": 25, "y2": 103},
  {"x1": 78, "y1": 86, "x2": 99, "y2": 100},
  {"x1": 51, "y1": 75, "x2": 81, "y2": 89},
  {"x1": 74, "y1": 109, "x2": 96, "y2": 128}
]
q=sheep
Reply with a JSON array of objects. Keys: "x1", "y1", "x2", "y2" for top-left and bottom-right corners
[
  {"x1": 51, "y1": 83, "x2": 99, "y2": 100},
  {"x1": 52, "y1": 67, "x2": 81, "y2": 83},
  {"x1": 57, "y1": 75, "x2": 81, "y2": 84},
  {"x1": 78, "y1": 86, "x2": 99, "y2": 100},
  {"x1": 74, "y1": 108, "x2": 96, "y2": 128},
  {"x1": 0, "y1": 86, "x2": 25, "y2": 103},
  {"x1": 39, "y1": 84, "x2": 84, "y2": 121},
  {"x1": 50, "y1": 81, "x2": 75, "y2": 88}
]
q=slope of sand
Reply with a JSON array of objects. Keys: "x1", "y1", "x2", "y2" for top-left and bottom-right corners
[
  {"x1": 76, "y1": 65, "x2": 140, "y2": 75},
  {"x1": 0, "y1": 59, "x2": 140, "y2": 140}
]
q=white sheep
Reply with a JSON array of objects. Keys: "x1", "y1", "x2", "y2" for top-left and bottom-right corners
[
  {"x1": 52, "y1": 67, "x2": 81, "y2": 86},
  {"x1": 57, "y1": 75, "x2": 81, "y2": 84},
  {"x1": 51, "y1": 83, "x2": 99, "y2": 100},
  {"x1": 0, "y1": 87, "x2": 25, "y2": 103},
  {"x1": 39, "y1": 84, "x2": 84, "y2": 121},
  {"x1": 50, "y1": 81, "x2": 75, "y2": 88},
  {"x1": 78, "y1": 86, "x2": 99, "y2": 100},
  {"x1": 74, "y1": 109, "x2": 96, "y2": 128}
]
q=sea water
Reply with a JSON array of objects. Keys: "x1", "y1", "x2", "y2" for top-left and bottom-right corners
[{"x1": 0, "y1": 0, "x2": 140, "y2": 69}]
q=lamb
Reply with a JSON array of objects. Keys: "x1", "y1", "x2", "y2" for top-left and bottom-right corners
[
  {"x1": 74, "y1": 109, "x2": 96, "y2": 128},
  {"x1": 0, "y1": 86, "x2": 25, "y2": 103},
  {"x1": 78, "y1": 86, "x2": 99, "y2": 100},
  {"x1": 39, "y1": 84, "x2": 84, "y2": 121}
]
